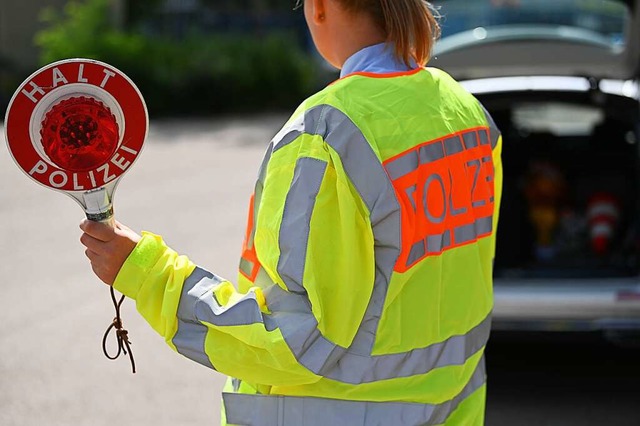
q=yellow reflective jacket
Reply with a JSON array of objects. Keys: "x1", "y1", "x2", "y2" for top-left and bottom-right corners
[{"x1": 114, "y1": 66, "x2": 502, "y2": 426}]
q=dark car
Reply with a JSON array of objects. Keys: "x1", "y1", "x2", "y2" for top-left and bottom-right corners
[{"x1": 431, "y1": 0, "x2": 640, "y2": 341}]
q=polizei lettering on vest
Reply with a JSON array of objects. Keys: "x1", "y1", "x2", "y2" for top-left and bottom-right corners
[
  {"x1": 404, "y1": 159, "x2": 492, "y2": 222},
  {"x1": 20, "y1": 64, "x2": 117, "y2": 104},
  {"x1": 384, "y1": 128, "x2": 496, "y2": 271},
  {"x1": 26, "y1": 146, "x2": 136, "y2": 191}
]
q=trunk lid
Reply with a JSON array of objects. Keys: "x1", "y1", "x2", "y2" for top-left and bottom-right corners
[{"x1": 429, "y1": 0, "x2": 639, "y2": 81}]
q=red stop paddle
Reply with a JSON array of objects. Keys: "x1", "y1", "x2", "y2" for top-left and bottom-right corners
[
  {"x1": 4, "y1": 58, "x2": 149, "y2": 373},
  {"x1": 5, "y1": 58, "x2": 147, "y2": 224}
]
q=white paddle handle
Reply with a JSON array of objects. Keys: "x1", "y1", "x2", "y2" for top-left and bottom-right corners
[{"x1": 83, "y1": 187, "x2": 115, "y2": 228}]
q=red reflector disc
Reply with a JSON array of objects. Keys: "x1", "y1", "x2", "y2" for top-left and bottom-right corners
[{"x1": 40, "y1": 96, "x2": 119, "y2": 172}]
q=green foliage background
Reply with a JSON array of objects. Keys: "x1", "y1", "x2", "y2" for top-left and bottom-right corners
[{"x1": 36, "y1": 0, "x2": 318, "y2": 115}]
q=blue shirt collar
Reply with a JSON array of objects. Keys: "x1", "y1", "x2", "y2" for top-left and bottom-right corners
[{"x1": 340, "y1": 43, "x2": 416, "y2": 78}]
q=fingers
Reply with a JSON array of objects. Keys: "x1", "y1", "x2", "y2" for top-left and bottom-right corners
[
  {"x1": 114, "y1": 220, "x2": 130, "y2": 232},
  {"x1": 84, "y1": 248, "x2": 112, "y2": 285},
  {"x1": 84, "y1": 246, "x2": 117, "y2": 285},
  {"x1": 80, "y1": 218, "x2": 140, "y2": 286},
  {"x1": 84, "y1": 248, "x2": 99, "y2": 261},
  {"x1": 79, "y1": 219, "x2": 116, "y2": 242},
  {"x1": 80, "y1": 232, "x2": 109, "y2": 255}
]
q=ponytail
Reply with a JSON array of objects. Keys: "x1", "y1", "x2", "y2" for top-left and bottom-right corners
[
  {"x1": 379, "y1": 0, "x2": 440, "y2": 67},
  {"x1": 339, "y1": 0, "x2": 440, "y2": 67}
]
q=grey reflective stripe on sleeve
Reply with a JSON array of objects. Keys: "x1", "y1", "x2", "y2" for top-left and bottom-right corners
[
  {"x1": 271, "y1": 116, "x2": 306, "y2": 150},
  {"x1": 273, "y1": 105, "x2": 402, "y2": 360},
  {"x1": 223, "y1": 355, "x2": 487, "y2": 426},
  {"x1": 263, "y1": 284, "x2": 491, "y2": 384},
  {"x1": 248, "y1": 142, "x2": 273, "y2": 250},
  {"x1": 308, "y1": 106, "x2": 402, "y2": 358},
  {"x1": 277, "y1": 158, "x2": 327, "y2": 294},
  {"x1": 481, "y1": 104, "x2": 501, "y2": 149},
  {"x1": 173, "y1": 268, "x2": 218, "y2": 369},
  {"x1": 173, "y1": 267, "x2": 265, "y2": 368}
]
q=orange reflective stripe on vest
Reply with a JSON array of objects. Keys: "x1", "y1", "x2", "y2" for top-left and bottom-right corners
[{"x1": 384, "y1": 127, "x2": 496, "y2": 272}]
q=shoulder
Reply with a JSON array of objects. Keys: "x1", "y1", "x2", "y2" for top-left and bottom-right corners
[
  {"x1": 269, "y1": 82, "x2": 355, "y2": 149},
  {"x1": 424, "y1": 67, "x2": 479, "y2": 98}
]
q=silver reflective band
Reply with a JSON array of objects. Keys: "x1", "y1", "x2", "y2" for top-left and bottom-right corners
[
  {"x1": 386, "y1": 150, "x2": 419, "y2": 181},
  {"x1": 277, "y1": 157, "x2": 327, "y2": 294},
  {"x1": 420, "y1": 140, "x2": 445, "y2": 163},
  {"x1": 173, "y1": 267, "x2": 266, "y2": 368},
  {"x1": 481, "y1": 105, "x2": 500, "y2": 149},
  {"x1": 478, "y1": 130, "x2": 489, "y2": 146},
  {"x1": 223, "y1": 356, "x2": 487, "y2": 426},
  {"x1": 249, "y1": 142, "x2": 274, "y2": 250},
  {"x1": 454, "y1": 216, "x2": 493, "y2": 245},
  {"x1": 272, "y1": 104, "x2": 402, "y2": 358},
  {"x1": 264, "y1": 284, "x2": 491, "y2": 384},
  {"x1": 385, "y1": 128, "x2": 492, "y2": 182},
  {"x1": 462, "y1": 132, "x2": 478, "y2": 149},
  {"x1": 173, "y1": 319, "x2": 214, "y2": 369},
  {"x1": 444, "y1": 136, "x2": 463, "y2": 155},
  {"x1": 406, "y1": 230, "x2": 452, "y2": 268},
  {"x1": 173, "y1": 268, "x2": 219, "y2": 369}
]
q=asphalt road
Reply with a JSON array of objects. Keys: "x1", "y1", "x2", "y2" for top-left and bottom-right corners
[{"x1": 1, "y1": 116, "x2": 639, "y2": 426}]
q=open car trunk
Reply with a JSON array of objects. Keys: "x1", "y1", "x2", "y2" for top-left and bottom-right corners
[
  {"x1": 479, "y1": 91, "x2": 640, "y2": 279},
  {"x1": 429, "y1": 0, "x2": 640, "y2": 280}
]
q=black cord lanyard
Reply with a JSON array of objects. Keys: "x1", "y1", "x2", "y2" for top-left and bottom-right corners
[{"x1": 102, "y1": 286, "x2": 136, "y2": 373}]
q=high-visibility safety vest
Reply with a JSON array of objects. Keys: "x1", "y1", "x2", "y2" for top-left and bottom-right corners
[{"x1": 113, "y1": 66, "x2": 502, "y2": 426}]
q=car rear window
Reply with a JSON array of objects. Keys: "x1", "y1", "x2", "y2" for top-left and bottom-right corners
[{"x1": 433, "y1": 0, "x2": 629, "y2": 48}]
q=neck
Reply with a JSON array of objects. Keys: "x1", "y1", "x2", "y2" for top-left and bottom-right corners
[{"x1": 328, "y1": 11, "x2": 386, "y2": 69}]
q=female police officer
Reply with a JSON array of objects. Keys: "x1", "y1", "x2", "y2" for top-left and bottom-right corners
[{"x1": 80, "y1": 0, "x2": 502, "y2": 424}]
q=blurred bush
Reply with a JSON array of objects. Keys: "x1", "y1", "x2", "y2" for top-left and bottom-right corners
[{"x1": 36, "y1": 0, "x2": 318, "y2": 115}]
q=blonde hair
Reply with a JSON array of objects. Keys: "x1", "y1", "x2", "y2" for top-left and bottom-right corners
[{"x1": 338, "y1": 0, "x2": 441, "y2": 67}]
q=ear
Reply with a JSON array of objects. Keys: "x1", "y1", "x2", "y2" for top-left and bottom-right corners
[{"x1": 310, "y1": 0, "x2": 327, "y2": 25}]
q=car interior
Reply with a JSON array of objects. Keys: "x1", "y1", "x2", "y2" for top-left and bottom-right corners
[{"x1": 478, "y1": 90, "x2": 640, "y2": 279}]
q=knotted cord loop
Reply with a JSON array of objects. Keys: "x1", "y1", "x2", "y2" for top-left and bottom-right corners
[{"x1": 102, "y1": 286, "x2": 136, "y2": 374}]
